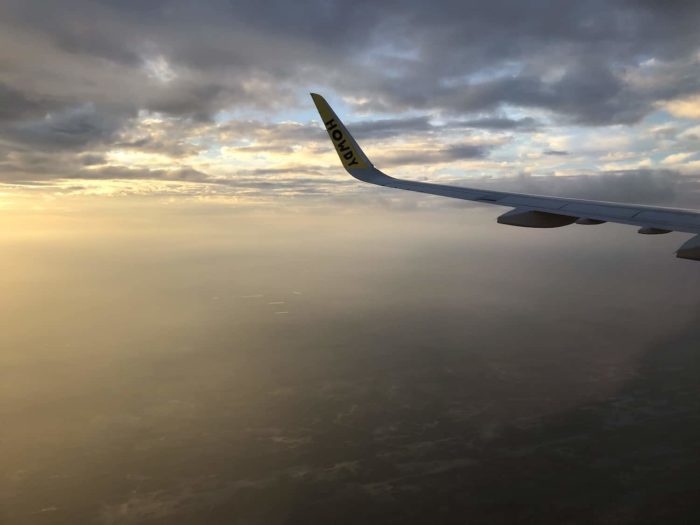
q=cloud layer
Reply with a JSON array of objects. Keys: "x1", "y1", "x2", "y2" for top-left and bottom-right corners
[{"x1": 1, "y1": 0, "x2": 700, "y2": 201}]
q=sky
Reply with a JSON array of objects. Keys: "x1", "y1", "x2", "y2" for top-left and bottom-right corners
[
  {"x1": 4, "y1": 2, "x2": 700, "y2": 524},
  {"x1": 1, "y1": 0, "x2": 700, "y2": 206}
]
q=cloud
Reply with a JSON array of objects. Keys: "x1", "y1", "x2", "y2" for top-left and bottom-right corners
[
  {"x1": 663, "y1": 94, "x2": 700, "y2": 119},
  {"x1": 70, "y1": 166, "x2": 213, "y2": 183},
  {"x1": 348, "y1": 115, "x2": 538, "y2": 140},
  {"x1": 4, "y1": 0, "x2": 700, "y2": 124},
  {"x1": 382, "y1": 143, "x2": 491, "y2": 167},
  {"x1": 1, "y1": 1, "x2": 700, "y2": 191},
  {"x1": 2, "y1": 104, "x2": 130, "y2": 152},
  {"x1": 661, "y1": 152, "x2": 695, "y2": 164},
  {"x1": 455, "y1": 117, "x2": 539, "y2": 130},
  {"x1": 0, "y1": 83, "x2": 58, "y2": 122},
  {"x1": 348, "y1": 117, "x2": 434, "y2": 139},
  {"x1": 543, "y1": 150, "x2": 569, "y2": 156}
]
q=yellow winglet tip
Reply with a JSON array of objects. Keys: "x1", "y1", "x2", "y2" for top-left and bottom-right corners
[
  {"x1": 311, "y1": 92, "x2": 372, "y2": 171},
  {"x1": 310, "y1": 93, "x2": 329, "y2": 114}
]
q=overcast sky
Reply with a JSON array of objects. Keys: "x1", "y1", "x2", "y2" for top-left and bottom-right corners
[{"x1": 1, "y1": 0, "x2": 700, "y2": 205}]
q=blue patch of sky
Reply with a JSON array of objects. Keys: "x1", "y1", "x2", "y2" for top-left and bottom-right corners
[{"x1": 643, "y1": 109, "x2": 679, "y2": 127}]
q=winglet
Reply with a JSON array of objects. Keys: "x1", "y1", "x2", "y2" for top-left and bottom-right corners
[{"x1": 310, "y1": 93, "x2": 373, "y2": 173}]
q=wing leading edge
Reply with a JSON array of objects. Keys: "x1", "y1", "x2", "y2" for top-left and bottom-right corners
[{"x1": 310, "y1": 93, "x2": 700, "y2": 261}]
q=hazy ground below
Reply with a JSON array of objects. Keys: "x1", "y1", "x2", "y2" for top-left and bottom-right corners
[{"x1": 2, "y1": 200, "x2": 700, "y2": 524}]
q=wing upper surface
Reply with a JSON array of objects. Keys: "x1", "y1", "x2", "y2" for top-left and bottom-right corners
[{"x1": 310, "y1": 93, "x2": 700, "y2": 259}]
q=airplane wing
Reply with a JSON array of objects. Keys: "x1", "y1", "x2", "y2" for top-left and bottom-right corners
[{"x1": 310, "y1": 92, "x2": 700, "y2": 261}]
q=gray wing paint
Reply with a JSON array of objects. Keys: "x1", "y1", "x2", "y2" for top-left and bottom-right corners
[{"x1": 310, "y1": 93, "x2": 700, "y2": 261}]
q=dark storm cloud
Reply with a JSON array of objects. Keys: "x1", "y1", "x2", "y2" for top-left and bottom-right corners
[
  {"x1": 4, "y1": 0, "x2": 700, "y2": 118},
  {"x1": 544, "y1": 150, "x2": 569, "y2": 156},
  {"x1": 79, "y1": 154, "x2": 107, "y2": 166},
  {"x1": 348, "y1": 117, "x2": 434, "y2": 139},
  {"x1": 383, "y1": 143, "x2": 490, "y2": 167},
  {"x1": 3, "y1": 104, "x2": 130, "y2": 152},
  {"x1": 434, "y1": 65, "x2": 650, "y2": 125},
  {"x1": 0, "y1": 83, "x2": 59, "y2": 122},
  {"x1": 455, "y1": 116, "x2": 538, "y2": 131}
]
